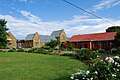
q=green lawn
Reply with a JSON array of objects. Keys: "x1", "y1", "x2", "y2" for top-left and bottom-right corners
[{"x1": 0, "y1": 52, "x2": 88, "y2": 80}]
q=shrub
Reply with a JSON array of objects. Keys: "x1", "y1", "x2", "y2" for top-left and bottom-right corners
[
  {"x1": 27, "y1": 48, "x2": 34, "y2": 53},
  {"x1": 61, "y1": 51, "x2": 76, "y2": 57},
  {"x1": 41, "y1": 46, "x2": 51, "y2": 50},
  {"x1": 27, "y1": 48, "x2": 48, "y2": 54},
  {"x1": 68, "y1": 43, "x2": 73, "y2": 50},
  {"x1": 34, "y1": 48, "x2": 48, "y2": 54},
  {"x1": 8, "y1": 48, "x2": 16, "y2": 52},
  {"x1": 17, "y1": 48, "x2": 24, "y2": 52},
  {"x1": 98, "y1": 49, "x2": 105, "y2": 53},
  {"x1": 46, "y1": 40, "x2": 60, "y2": 48},
  {"x1": 70, "y1": 56, "x2": 120, "y2": 80},
  {"x1": 111, "y1": 48, "x2": 118, "y2": 54},
  {"x1": 54, "y1": 47, "x2": 59, "y2": 50},
  {"x1": 76, "y1": 48, "x2": 98, "y2": 61},
  {"x1": 70, "y1": 69, "x2": 96, "y2": 80}
]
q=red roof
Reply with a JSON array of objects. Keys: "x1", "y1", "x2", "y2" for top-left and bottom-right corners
[{"x1": 68, "y1": 32, "x2": 117, "y2": 42}]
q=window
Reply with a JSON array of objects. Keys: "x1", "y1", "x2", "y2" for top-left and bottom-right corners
[
  {"x1": 62, "y1": 36, "x2": 65, "y2": 40},
  {"x1": 74, "y1": 42, "x2": 77, "y2": 47},
  {"x1": 93, "y1": 42, "x2": 97, "y2": 48},
  {"x1": 84, "y1": 43, "x2": 88, "y2": 48},
  {"x1": 80, "y1": 42, "x2": 82, "y2": 48},
  {"x1": 35, "y1": 42, "x2": 39, "y2": 46},
  {"x1": 101, "y1": 42, "x2": 106, "y2": 49}
]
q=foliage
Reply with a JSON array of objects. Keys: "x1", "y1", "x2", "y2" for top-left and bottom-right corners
[
  {"x1": 8, "y1": 48, "x2": 16, "y2": 52},
  {"x1": 76, "y1": 48, "x2": 98, "y2": 61},
  {"x1": 98, "y1": 49, "x2": 105, "y2": 53},
  {"x1": 61, "y1": 51, "x2": 76, "y2": 57},
  {"x1": 106, "y1": 26, "x2": 120, "y2": 32},
  {"x1": 110, "y1": 48, "x2": 117, "y2": 54},
  {"x1": 68, "y1": 42, "x2": 73, "y2": 50},
  {"x1": 27, "y1": 48, "x2": 48, "y2": 54},
  {"x1": 46, "y1": 40, "x2": 60, "y2": 48},
  {"x1": 70, "y1": 56, "x2": 120, "y2": 80},
  {"x1": 115, "y1": 32, "x2": 120, "y2": 47},
  {"x1": 70, "y1": 69, "x2": 96, "y2": 80},
  {"x1": 106, "y1": 26, "x2": 120, "y2": 47},
  {"x1": 33, "y1": 48, "x2": 48, "y2": 54},
  {"x1": 0, "y1": 19, "x2": 9, "y2": 48},
  {"x1": 17, "y1": 48, "x2": 24, "y2": 52},
  {"x1": 41, "y1": 46, "x2": 51, "y2": 50},
  {"x1": 0, "y1": 52, "x2": 88, "y2": 80},
  {"x1": 60, "y1": 43, "x2": 66, "y2": 50}
]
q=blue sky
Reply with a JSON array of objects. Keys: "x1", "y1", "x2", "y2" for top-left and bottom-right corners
[{"x1": 0, "y1": 0, "x2": 120, "y2": 39}]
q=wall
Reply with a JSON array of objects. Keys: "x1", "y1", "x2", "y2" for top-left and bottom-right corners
[
  {"x1": 24, "y1": 40, "x2": 33, "y2": 48},
  {"x1": 59, "y1": 30, "x2": 66, "y2": 43},
  {"x1": 66, "y1": 41, "x2": 113, "y2": 50},
  {"x1": 6, "y1": 32, "x2": 17, "y2": 48},
  {"x1": 33, "y1": 32, "x2": 41, "y2": 47}
]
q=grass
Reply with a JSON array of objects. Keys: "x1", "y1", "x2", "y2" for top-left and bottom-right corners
[{"x1": 0, "y1": 52, "x2": 88, "y2": 80}]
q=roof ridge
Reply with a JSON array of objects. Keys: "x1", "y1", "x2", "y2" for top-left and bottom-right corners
[{"x1": 76, "y1": 32, "x2": 116, "y2": 36}]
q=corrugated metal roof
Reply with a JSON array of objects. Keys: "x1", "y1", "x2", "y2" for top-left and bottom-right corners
[
  {"x1": 51, "y1": 30, "x2": 62, "y2": 37},
  {"x1": 25, "y1": 34, "x2": 35, "y2": 40},
  {"x1": 40, "y1": 35, "x2": 56, "y2": 42},
  {"x1": 68, "y1": 32, "x2": 117, "y2": 42}
]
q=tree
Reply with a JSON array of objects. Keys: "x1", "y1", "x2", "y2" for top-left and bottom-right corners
[
  {"x1": 46, "y1": 40, "x2": 60, "y2": 48},
  {"x1": 106, "y1": 26, "x2": 120, "y2": 32},
  {"x1": 114, "y1": 32, "x2": 120, "y2": 47},
  {"x1": 0, "y1": 19, "x2": 9, "y2": 48},
  {"x1": 106, "y1": 26, "x2": 120, "y2": 47}
]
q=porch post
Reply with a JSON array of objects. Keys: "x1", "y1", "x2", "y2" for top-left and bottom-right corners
[{"x1": 90, "y1": 41, "x2": 92, "y2": 49}]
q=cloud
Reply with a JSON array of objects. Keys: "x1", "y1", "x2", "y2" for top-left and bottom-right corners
[
  {"x1": 18, "y1": 0, "x2": 34, "y2": 4},
  {"x1": 0, "y1": 11, "x2": 120, "y2": 39},
  {"x1": 19, "y1": 0, "x2": 27, "y2": 3},
  {"x1": 18, "y1": 10, "x2": 41, "y2": 23},
  {"x1": 92, "y1": 0, "x2": 120, "y2": 11}
]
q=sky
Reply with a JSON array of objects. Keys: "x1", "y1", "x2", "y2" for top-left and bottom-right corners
[{"x1": 0, "y1": 0, "x2": 120, "y2": 39}]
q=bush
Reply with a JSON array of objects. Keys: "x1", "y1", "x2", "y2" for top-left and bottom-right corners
[
  {"x1": 76, "y1": 48, "x2": 98, "y2": 61},
  {"x1": 27, "y1": 48, "x2": 48, "y2": 54},
  {"x1": 111, "y1": 48, "x2": 118, "y2": 54},
  {"x1": 67, "y1": 43, "x2": 73, "y2": 50},
  {"x1": 8, "y1": 48, "x2": 16, "y2": 52},
  {"x1": 70, "y1": 56, "x2": 120, "y2": 80},
  {"x1": 54, "y1": 47, "x2": 59, "y2": 50},
  {"x1": 61, "y1": 51, "x2": 76, "y2": 57},
  {"x1": 41, "y1": 46, "x2": 51, "y2": 50},
  {"x1": 46, "y1": 40, "x2": 60, "y2": 48},
  {"x1": 34, "y1": 48, "x2": 48, "y2": 54},
  {"x1": 98, "y1": 49, "x2": 105, "y2": 53},
  {"x1": 17, "y1": 48, "x2": 24, "y2": 52}
]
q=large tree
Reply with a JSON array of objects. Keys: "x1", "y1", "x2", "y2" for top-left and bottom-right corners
[
  {"x1": 0, "y1": 19, "x2": 9, "y2": 48},
  {"x1": 106, "y1": 26, "x2": 120, "y2": 32},
  {"x1": 106, "y1": 26, "x2": 120, "y2": 47},
  {"x1": 114, "y1": 32, "x2": 120, "y2": 47}
]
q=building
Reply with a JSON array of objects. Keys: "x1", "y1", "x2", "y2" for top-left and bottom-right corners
[
  {"x1": 67, "y1": 32, "x2": 117, "y2": 50},
  {"x1": 17, "y1": 32, "x2": 41, "y2": 48},
  {"x1": 39, "y1": 29, "x2": 67, "y2": 47},
  {"x1": 40, "y1": 35, "x2": 56, "y2": 47},
  {"x1": 6, "y1": 32, "x2": 17, "y2": 48},
  {"x1": 17, "y1": 29, "x2": 67, "y2": 48},
  {"x1": 51, "y1": 29, "x2": 66, "y2": 43},
  {"x1": 17, "y1": 40, "x2": 25, "y2": 48}
]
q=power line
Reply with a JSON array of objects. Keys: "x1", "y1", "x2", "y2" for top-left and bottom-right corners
[{"x1": 62, "y1": 0, "x2": 114, "y2": 25}]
